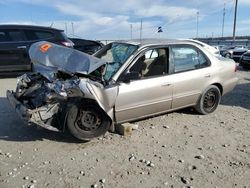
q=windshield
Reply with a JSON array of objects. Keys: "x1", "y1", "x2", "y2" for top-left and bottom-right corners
[{"x1": 95, "y1": 43, "x2": 138, "y2": 80}]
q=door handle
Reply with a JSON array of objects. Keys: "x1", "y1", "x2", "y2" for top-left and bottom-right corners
[
  {"x1": 17, "y1": 46, "x2": 27, "y2": 49},
  {"x1": 204, "y1": 74, "x2": 211, "y2": 78},
  {"x1": 161, "y1": 83, "x2": 172, "y2": 87}
]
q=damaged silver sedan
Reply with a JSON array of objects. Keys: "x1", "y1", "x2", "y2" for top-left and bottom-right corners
[{"x1": 7, "y1": 39, "x2": 238, "y2": 140}]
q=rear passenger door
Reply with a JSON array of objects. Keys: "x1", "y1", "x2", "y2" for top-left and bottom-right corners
[
  {"x1": 169, "y1": 44, "x2": 212, "y2": 109},
  {"x1": 0, "y1": 29, "x2": 31, "y2": 72}
]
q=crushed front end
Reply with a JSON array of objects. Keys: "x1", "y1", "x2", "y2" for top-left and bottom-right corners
[
  {"x1": 6, "y1": 41, "x2": 119, "y2": 140},
  {"x1": 7, "y1": 72, "x2": 84, "y2": 131}
]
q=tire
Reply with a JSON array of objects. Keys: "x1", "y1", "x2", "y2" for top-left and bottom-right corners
[
  {"x1": 66, "y1": 104, "x2": 110, "y2": 141},
  {"x1": 195, "y1": 85, "x2": 221, "y2": 115},
  {"x1": 224, "y1": 53, "x2": 231, "y2": 58},
  {"x1": 242, "y1": 65, "x2": 250, "y2": 70}
]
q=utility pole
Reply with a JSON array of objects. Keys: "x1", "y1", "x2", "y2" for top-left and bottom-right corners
[
  {"x1": 233, "y1": 0, "x2": 238, "y2": 41},
  {"x1": 71, "y1": 22, "x2": 74, "y2": 36},
  {"x1": 130, "y1": 24, "x2": 133, "y2": 40},
  {"x1": 140, "y1": 19, "x2": 142, "y2": 42},
  {"x1": 196, "y1": 10, "x2": 199, "y2": 38},
  {"x1": 65, "y1": 23, "x2": 68, "y2": 35},
  {"x1": 222, "y1": 3, "x2": 226, "y2": 38}
]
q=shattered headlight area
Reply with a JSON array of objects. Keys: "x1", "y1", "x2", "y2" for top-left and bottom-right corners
[{"x1": 14, "y1": 72, "x2": 84, "y2": 131}]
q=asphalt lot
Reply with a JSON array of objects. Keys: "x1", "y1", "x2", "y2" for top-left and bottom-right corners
[{"x1": 0, "y1": 68, "x2": 249, "y2": 188}]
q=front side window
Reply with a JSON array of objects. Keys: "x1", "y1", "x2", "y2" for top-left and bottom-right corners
[
  {"x1": 129, "y1": 48, "x2": 169, "y2": 78},
  {"x1": 0, "y1": 30, "x2": 24, "y2": 42},
  {"x1": 95, "y1": 43, "x2": 138, "y2": 81},
  {"x1": 0, "y1": 31, "x2": 7, "y2": 42},
  {"x1": 172, "y1": 46, "x2": 209, "y2": 73}
]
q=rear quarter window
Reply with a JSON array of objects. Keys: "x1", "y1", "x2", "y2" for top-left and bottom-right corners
[
  {"x1": 171, "y1": 45, "x2": 210, "y2": 73},
  {"x1": 24, "y1": 29, "x2": 54, "y2": 41}
]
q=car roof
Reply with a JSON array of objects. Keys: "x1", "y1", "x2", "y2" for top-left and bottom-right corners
[
  {"x1": 0, "y1": 24, "x2": 63, "y2": 32},
  {"x1": 115, "y1": 38, "x2": 187, "y2": 48}
]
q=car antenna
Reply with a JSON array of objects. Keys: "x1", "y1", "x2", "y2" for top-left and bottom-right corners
[{"x1": 50, "y1": 22, "x2": 54, "y2": 28}]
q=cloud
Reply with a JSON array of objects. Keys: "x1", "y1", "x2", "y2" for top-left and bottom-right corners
[
  {"x1": 239, "y1": 19, "x2": 250, "y2": 25},
  {"x1": 136, "y1": 5, "x2": 197, "y2": 22},
  {"x1": 2, "y1": 0, "x2": 249, "y2": 39},
  {"x1": 240, "y1": 0, "x2": 250, "y2": 5}
]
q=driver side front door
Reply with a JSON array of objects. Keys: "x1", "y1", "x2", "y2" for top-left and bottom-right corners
[{"x1": 114, "y1": 47, "x2": 173, "y2": 123}]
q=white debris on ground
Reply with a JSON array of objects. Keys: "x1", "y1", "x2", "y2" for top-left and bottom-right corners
[{"x1": 0, "y1": 68, "x2": 249, "y2": 187}]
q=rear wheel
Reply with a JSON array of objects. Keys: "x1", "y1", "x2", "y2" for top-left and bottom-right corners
[
  {"x1": 224, "y1": 53, "x2": 231, "y2": 58},
  {"x1": 242, "y1": 65, "x2": 250, "y2": 70},
  {"x1": 67, "y1": 104, "x2": 110, "y2": 141},
  {"x1": 195, "y1": 85, "x2": 221, "y2": 115}
]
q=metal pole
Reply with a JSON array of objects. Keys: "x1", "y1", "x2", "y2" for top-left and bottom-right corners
[
  {"x1": 233, "y1": 0, "x2": 238, "y2": 41},
  {"x1": 196, "y1": 11, "x2": 199, "y2": 38},
  {"x1": 140, "y1": 19, "x2": 142, "y2": 42},
  {"x1": 222, "y1": 3, "x2": 226, "y2": 38},
  {"x1": 65, "y1": 23, "x2": 68, "y2": 35},
  {"x1": 130, "y1": 24, "x2": 133, "y2": 40},
  {"x1": 71, "y1": 22, "x2": 74, "y2": 36}
]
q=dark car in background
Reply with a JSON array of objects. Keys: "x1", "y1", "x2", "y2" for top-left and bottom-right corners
[
  {"x1": 239, "y1": 51, "x2": 250, "y2": 69},
  {"x1": 0, "y1": 25, "x2": 73, "y2": 73},
  {"x1": 70, "y1": 38, "x2": 104, "y2": 55}
]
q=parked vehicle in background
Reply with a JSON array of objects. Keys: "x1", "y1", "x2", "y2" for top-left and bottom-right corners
[
  {"x1": 220, "y1": 46, "x2": 235, "y2": 58},
  {"x1": 220, "y1": 45, "x2": 246, "y2": 59},
  {"x1": 180, "y1": 39, "x2": 220, "y2": 56},
  {"x1": 70, "y1": 38, "x2": 104, "y2": 55},
  {"x1": 0, "y1": 25, "x2": 73, "y2": 73},
  {"x1": 239, "y1": 51, "x2": 250, "y2": 69},
  {"x1": 232, "y1": 46, "x2": 250, "y2": 62},
  {"x1": 7, "y1": 39, "x2": 238, "y2": 141}
]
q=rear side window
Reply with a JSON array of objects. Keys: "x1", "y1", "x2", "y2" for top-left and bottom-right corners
[
  {"x1": 171, "y1": 45, "x2": 210, "y2": 73},
  {"x1": 9, "y1": 31, "x2": 25, "y2": 41},
  {"x1": 25, "y1": 30, "x2": 54, "y2": 40},
  {"x1": 0, "y1": 29, "x2": 25, "y2": 42}
]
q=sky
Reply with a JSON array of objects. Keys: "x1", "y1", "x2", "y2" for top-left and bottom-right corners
[{"x1": 0, "y1": 0, "x2": 249, "y2": 40}]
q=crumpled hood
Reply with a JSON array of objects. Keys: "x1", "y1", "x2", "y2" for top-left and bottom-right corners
[{"x1": 29, "y1": 41, "x2": 106, "y2": 75}]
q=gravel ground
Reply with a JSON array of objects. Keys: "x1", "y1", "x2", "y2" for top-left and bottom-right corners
[{"x1": 0, "y1": 68, "x2": 249, "y2": 188}]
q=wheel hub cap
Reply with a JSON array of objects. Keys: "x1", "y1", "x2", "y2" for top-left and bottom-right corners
[{"x1": 77, "y1": 108, "x2": 102, "y2": 131}]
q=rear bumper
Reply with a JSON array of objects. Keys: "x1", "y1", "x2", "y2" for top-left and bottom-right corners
[
  {"x1": 6, "y1": 90, "x2": 30, "y2": 122},
  {"x1": 223, "y1": 76, "x2": 239, "y2": 95},
  {"x1": 239, "y1": 59, "x2": 250, "y2": 67}
]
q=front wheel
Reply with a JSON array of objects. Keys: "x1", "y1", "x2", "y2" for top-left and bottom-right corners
[
  {"x1": 195, "y1": 85, "x2": 221, "y2": 115},
  {"x1": 66, "y1": 104, "x2": 110, "y2": 141}
]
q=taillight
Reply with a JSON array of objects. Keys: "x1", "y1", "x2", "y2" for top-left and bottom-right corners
[
  {"x1": 61, "y1": 41, "x2": 74, "y2": 48},
  {"x1": 234, "y1": 64, "x2": 237, "y2": 72}
]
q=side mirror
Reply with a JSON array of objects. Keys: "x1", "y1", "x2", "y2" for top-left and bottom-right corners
[{"x1": 122, "y1": 71, "x2": 140, "y2": 83}]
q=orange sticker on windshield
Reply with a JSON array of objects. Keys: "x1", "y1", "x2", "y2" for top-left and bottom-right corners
[{"x1": 40, "y1": 43, "x2": 52, "y2": 53}]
